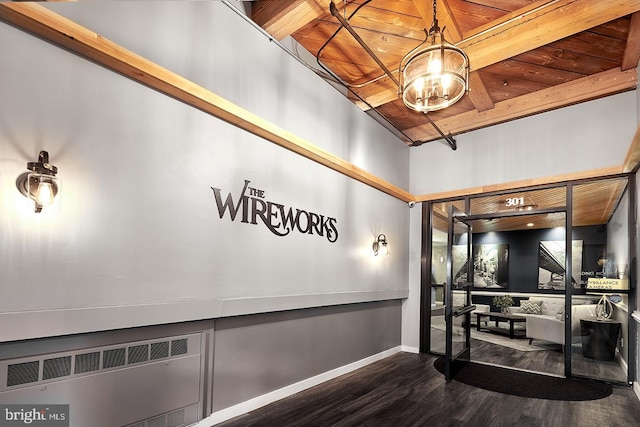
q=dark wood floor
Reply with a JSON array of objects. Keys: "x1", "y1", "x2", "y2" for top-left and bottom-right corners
[
  {"x1": 216, "y1": 351, "x2": 640, "y2": 426},
  {"x1": 432, "y1": 326, "x2": 628, "y2": 383}
]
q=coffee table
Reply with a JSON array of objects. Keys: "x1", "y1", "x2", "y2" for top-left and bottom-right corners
[{"x1": 475, "y1": 312, "x2": 526, "y2": 339}]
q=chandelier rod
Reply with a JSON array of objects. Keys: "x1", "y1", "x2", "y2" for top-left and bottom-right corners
[
  {"x1": 432, "y1": 0, "x2": 438, "y2": 28},
  {"x1": 423, "y1": 113, "x2": 457, "y2": 150},
  {"x1": 329, "y1": 1, "x2": 399, "y2": 87},
  {"x1": 322, "y1": 0, "x2": 458, "y2": 148}
]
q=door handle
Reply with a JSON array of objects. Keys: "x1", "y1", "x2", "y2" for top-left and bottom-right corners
[{"x1": 452, "y1": 305, "x2": 476, "y2": 317}]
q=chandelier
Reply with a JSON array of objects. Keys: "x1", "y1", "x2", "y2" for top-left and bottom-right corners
[{"x1": 399, "y1": 0, "x2": 469, "y2": 112}]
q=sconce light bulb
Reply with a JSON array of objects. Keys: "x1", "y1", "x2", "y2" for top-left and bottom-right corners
[
  {"x1": 35, "y1": 180, "x2": 54, "y2": 206},
  {"x1": 381, "y1": 243, "x2": 389, "y2": 256}
]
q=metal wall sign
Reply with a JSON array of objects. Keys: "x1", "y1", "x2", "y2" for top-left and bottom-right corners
[{"x1": 211, "y1": 180, "x2": 339, "y2": 242}]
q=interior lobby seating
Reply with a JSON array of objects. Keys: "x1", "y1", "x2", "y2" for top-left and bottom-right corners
[{"x1": 510, "y1": 297, "x2": 597, "y2": 346}]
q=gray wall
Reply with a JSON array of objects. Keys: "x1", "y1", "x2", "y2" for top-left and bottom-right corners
[
  {"x1": 0, "y1": 2, "x2": 410, "y2": 422},
  {"x1": 212, "y1": 300, "x2": 401, "y2": 411}
]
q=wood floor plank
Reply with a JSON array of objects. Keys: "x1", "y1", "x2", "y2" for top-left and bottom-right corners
[
  {"x1": 216, "y1": 352, "x2": 640, "y2": 426},
  {"x1": 432, "y1": 324, "x2": 627, "y2": 382}
]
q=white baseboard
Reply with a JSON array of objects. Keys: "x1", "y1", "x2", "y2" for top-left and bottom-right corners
[
  {"x1": 619, "y1": 354, "x2": 628, "y2": 373},
  {"x1": 401, "y1": 345, "x2": 419, "y2": 353},
  {"x1": 193, "y1": 346, "x2": 403, "y2": 426}
]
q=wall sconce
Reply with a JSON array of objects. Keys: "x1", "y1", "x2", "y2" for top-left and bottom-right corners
[
  {"x1": 372, "y1": 234, "x2": 389, "y2": 256},
  {"x1": 16, "y1": 150, "x2": 59, "y2": 213}
]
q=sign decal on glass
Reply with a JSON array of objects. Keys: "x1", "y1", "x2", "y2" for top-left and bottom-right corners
[{"x1": 505, "y1": 197, "x2": 525, "y2": 207}]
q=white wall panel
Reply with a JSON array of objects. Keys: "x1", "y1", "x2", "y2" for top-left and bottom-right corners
[
  {"x1": 401, "y1": 204, "x2": 423, "y2": 351},
  {"x1": 46, "y1": 1, "x2": 408, "y2": 188},
  {"x1": 0, "y1": 2, "x2": 409, "y2": 340},
  {"x1": 410, "y1": 92, "x2": 636, "y2": 195}
]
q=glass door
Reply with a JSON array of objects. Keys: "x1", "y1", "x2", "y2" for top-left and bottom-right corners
[
  {"x1": 428, "y1": 200, "x2": 465, "y2": 355},
  {"x1": 423, "y1": 178, "x2": 634, "y2": 385},
  {"x1": 445, "y1": 206, "x2": 475, "y2": 381},
  {"x1": 570, "y1": 178, "x2": 631, "y2": 385}
]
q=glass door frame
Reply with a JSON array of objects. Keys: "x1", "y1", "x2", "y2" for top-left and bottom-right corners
[
  {"x1": 444, "y1": 206, "x2": 474, "y2": 381},
  {"x1": 450, "y1": 206, "x2": 568, "y2": 378},
  {"x1": 420, "y1": 174, "x2": 636, "y2": 385}
]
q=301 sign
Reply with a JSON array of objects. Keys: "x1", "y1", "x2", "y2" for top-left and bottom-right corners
[{"x1": 505, "y1": 197, "x2": 525, "y2": 207}]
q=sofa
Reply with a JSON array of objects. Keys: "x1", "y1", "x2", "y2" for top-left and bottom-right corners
[{"x1": 510, "y1": 297, "x2": 596, "y2": 346}]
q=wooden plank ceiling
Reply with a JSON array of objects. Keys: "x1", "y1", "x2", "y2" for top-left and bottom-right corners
[
  {"x1": 429, "y1": 177, "x2": 628, "y2": 233},
  {"x1": 252, "y1": 0, "x2": 640, "y2": 145}
]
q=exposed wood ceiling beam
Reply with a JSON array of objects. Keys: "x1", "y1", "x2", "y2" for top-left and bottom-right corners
[
  {"x1": 437, "y1": 0, "x2": 462, "y2": 42},
  {"x1": 622, "y1": 12, "x2": 640, "y2": 71},
  {"x1": 0, "y1": 2, "x2": 413, "y2": 202},
  {"x1": 460, "y1": 0, "x2": 640, "y2": 72},
  {"x1": 410, "y1": 0, "x2": 433, "y2": 31},
  {"x1": 411, "y1": 0, "x2": 462, "y2": 41},
  {"x1": 467, "y1": 71, "x2": 494, "y2": 112},
  {"x1": 251, "y1": 0, "x2": 330, "y2": 41},
  {"x1": 405, "y1": 67, "x2": 637, "y2": 142},
  {"x1": 350, "y1": 0, "x2": 640, "y2": 110},
  {"x1": 351, "y1": 77, "x2": 398, "y2": 110}
]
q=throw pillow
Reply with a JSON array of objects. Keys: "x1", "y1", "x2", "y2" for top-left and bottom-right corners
[
  {"x1": 556, "y1": 306, "x2": 565, "y2": 321},
  {"x1": 519, "y1": 300, "x2": 542, "y2": 315}
]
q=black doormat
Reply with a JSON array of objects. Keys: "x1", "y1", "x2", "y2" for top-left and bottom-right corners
[{"x1": 434, "y1": 357, "x2": 612, "y2": 401}]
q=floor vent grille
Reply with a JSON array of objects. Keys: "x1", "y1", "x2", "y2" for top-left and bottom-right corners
[
  {"x1": 6, "y1": 361, "x2": 39, "y2": 387},
  {"x1": 171, "y1": 339, "x2": 187, "y2": 356},
  {"x1": 123, "y1": 406, "x2": 188, "y2": 427},
  {"x1": 43, "y1": 356, "x2": 71, "y2": 380},
  {"x1": 151, "y1": 342, "x2": 169, "y2": 360},
  {"x1": 104, "y1": 347, "x2": 127, "y2": 369},
  {"x1": 167, "y1": 408, "x2": 185, "y2": 427},
  {"x1": 75, "y1": 351, "x2": 100, "y2": 374},
  {"x1": 128, "y1": 344, "x2": 149, "y2": 364},
  {"x1": 147, "y1": 415, "x2": 165, "y2": 427}
]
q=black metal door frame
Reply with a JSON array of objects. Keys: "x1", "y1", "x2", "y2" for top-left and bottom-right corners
[{"x1": 444, "y1": 205, "x2": 474, "y2": 381}]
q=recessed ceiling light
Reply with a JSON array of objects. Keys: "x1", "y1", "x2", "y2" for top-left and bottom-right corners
[{"x1": 527, "y1": 223, "x2": 534, "y2": 227}]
